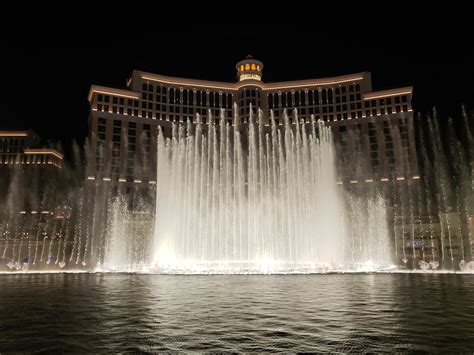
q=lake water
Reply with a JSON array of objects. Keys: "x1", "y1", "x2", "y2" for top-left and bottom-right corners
[{"x1": 1, "y1": 273, "x2": 473, "y2": 352}]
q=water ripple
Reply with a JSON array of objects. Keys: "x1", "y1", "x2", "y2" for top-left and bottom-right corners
[{"x1": 1, "y1": 274, "x2": 474, "y2": 352}]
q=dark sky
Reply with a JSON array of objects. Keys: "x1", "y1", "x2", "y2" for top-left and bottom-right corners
[{"x1": 2, "y1": 17, "x2": 473, "y2": 150}]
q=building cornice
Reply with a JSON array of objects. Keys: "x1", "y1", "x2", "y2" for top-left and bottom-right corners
[
  {"x1": 137, "y1": 70, "x2": 369, "y2": 91},
  {"x1": 363, "y1": 87, "x2": 413, "y2": 100},
  {"x1": 24, "y1": 149, "x2": 64, "y2": 160},
  {"x1": 0, "y1": 131, "x2": 29, "y2": 137},
  {"x1": 88, "y1": 85, "x2": 141, "y2": 102}
]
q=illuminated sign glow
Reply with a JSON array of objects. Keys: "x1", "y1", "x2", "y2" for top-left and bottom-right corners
[{"x1": 239, "y1": 73, "x2": 262, "y2": 81}]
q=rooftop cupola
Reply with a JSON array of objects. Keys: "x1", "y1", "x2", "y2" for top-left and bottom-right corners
[{"x1": 236, "y1": 55, "x2": 263, "y2": 82}]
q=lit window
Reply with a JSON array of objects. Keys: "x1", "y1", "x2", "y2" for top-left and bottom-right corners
[
  {"x1": 245, "y1": 63, "x2": 250, "y2": 70},
  {"x1": 251, "y1": 64, "x2": 256, "y2": 70},
  {"x1": 240, "y1": 65, "x2": 244, "y2": 71},
  {"x1": 257, "y1": 65, "x2": 260, "y2": 71}
]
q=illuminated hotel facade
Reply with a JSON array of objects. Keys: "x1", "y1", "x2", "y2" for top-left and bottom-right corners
[
  {"x1": 0, "y1": 130, "x2": 64, "y2": 214},
  {"x1": 86, "y1": 56, "x2": 418, "y2": 187}
]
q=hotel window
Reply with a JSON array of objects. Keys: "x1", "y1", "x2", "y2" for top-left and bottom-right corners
[
  {"x1": 98, "y1": 94, "x2": 103, "y2": 101},
  {"x1": 104, "y1": 96, "x2": 110, "y2": 103},
  {"x1": 395, "y1": 96, "x2": 400, "y2": 104},
  {"x1": 355, "y1": 84, "x2": 361, "y2": 92},
  {"x1": 119, "y1": 98, "x2": 124, "y2": 105},
  {"x1": 113, "y1": 97, "x2": 118, "y2": 104},
  {"x1": 97, "y1": 104, "x2": 103, "y2": 111},
  {"x1": 402, "y1": 96, "x2": 407, "y2": 103},
  {"x1": 341, "y1": 86, "x2": 346, "y2": 94}
]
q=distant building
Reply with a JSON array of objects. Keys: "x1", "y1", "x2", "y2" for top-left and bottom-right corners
[{"x1": 0, "y1": 130, "x2": 64, "y2": 213}]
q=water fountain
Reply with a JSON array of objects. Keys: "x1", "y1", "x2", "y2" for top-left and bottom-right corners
[
  {"x1": 151, "y1": 109, "x2": 392, "y2": 273},
  {"x1": 0, "y1": 107, "x2": 472, "y2": 273}
]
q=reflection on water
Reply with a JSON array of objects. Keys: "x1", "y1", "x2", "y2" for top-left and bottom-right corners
[{"x1": 0, "y1": 274, "x2": 473, "y2": 352}]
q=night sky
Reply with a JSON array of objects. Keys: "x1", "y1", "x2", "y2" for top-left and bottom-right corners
[{"x1": 2, "y1": 18, "x2": 472, "y2": 151}]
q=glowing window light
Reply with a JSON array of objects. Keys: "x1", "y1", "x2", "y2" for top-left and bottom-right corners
[
  {"x1": 380, "y1": 177, "x2": 389, "y2": 181},
  {"x1": 251, "y1": 64, "x2": 256, "y2": 70},
  {"x1": 257, "y1": 65, "x2": 260, "y2": 71},
  {"x1": 118, "y1": 178, "x2": 126, "y2": 182},
  {"x1": 245, "y1": 63, "x2": 250, "y2": 70},
  {"x1": 396, "y1": 176, "x2": 405, "y2": 181},
  {"x1": 412, "y1": 175, "x2": 420, "y2": 179},
  {"x1": 102, "y1": 177, "x2": 111, "y2": 181},
  {"x1": 134, "y1": 179, "x2": 142, "y2": 183},
  {"x1": 240, "y1": 65, "x2": 244, "y2": 71},
  {"x1": 87, "y1": 176, "x2": 95, "y2": 180}
]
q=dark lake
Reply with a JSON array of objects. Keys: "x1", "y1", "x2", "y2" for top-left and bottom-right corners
[{"x1": 1, "y1": 273, "x2": 474, "y2": 352}]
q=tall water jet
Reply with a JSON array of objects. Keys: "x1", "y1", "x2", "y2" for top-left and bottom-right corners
[{"x1": 152, "y1": 109, "x2": 392, "y2": 273}]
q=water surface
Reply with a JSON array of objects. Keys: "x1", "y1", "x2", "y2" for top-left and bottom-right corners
[{"x1": 1, "y1": 273, "x2": 473, "y2": 352}]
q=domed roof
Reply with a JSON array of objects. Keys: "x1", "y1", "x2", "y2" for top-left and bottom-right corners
[{"x1": 235, "y1": 56, "x2": 264, "y2": 82}]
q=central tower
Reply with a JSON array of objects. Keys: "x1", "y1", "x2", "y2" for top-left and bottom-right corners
[
  {"x1": 236, "y1": 55, "x2": 264, "y2": 82},
  {"x1": 236, "y1": 56, "x2": 264, "y2": 122}
]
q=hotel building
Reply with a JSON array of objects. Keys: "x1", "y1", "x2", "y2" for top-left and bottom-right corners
[
  {"x1": 0, "y1": 130, "x2": 64, "y2": 217},
  {"x1": 86, "y1": 56, "x2": 418, "y2": 187}
]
